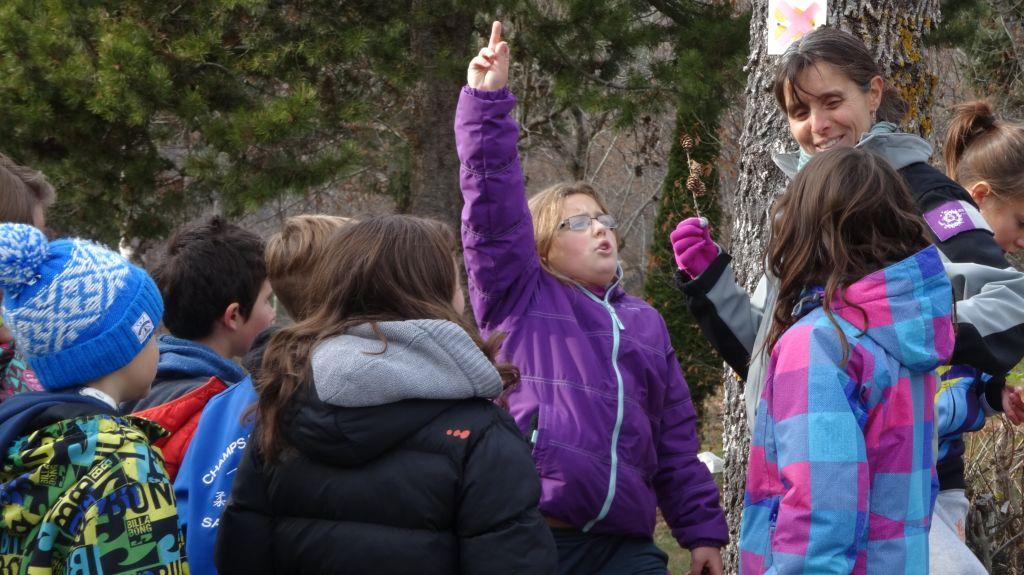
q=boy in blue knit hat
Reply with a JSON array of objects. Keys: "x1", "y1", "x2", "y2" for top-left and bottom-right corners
[{"x1": 0, "y1": 223, "x2": 189, "y2": 573}]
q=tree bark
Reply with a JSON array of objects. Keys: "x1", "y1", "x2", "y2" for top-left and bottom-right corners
[
  {"x1": 407, "y1": 3, "x2": 474, "y2": 232},
  {"x1": 721, "y1": 2, "x2": 939, "y2": 571}
]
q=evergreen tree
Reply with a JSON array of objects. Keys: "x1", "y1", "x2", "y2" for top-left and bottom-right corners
[
  {"x1": 0, "y1": 0, "x2": 379, "y2": 245},
  {"x1": 931, "y1": 0, "x2": 1024, "y2": 112},
  {"x1": 0, "y1": 0, "x2": 733, "y2": 247},
  {"x1": 642, "y1": 1, "x2": 749, "y2": 415}
]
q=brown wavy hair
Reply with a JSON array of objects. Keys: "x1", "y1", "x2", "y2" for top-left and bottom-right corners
[
  {"x1": 254, "y1": 215, "x2": 519, "y2": 462},
  {"x1": 773, "y1": 27, "x2": 908, "y2": 125},
  {"x1": 944, "y1": 99, "x2": 1024, "y2": 203},
  {"x1": 265, "y1": 214, "x2": 354, "y2": 320},
  {"x1": 764, "y1": 147, "x2": 930, "y2": 362}
]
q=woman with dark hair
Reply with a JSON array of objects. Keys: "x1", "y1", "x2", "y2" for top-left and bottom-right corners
[
  {"x1": 672, "y1": 27, "x2": 1024, "y2": 430},
  {"x1": 214, "y1": 215, "x2": 557, "y2": 575},
  {"x1": 740, "y1": 148, "x2": 953, "y2": 573},
  {"x1": 670, "y1": 26, "x2": 1024, "y2": 573}
]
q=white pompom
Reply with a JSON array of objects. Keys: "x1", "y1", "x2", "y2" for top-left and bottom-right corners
[{"x1": 0, "y1": 224, "x2": 48, "y2": 292}]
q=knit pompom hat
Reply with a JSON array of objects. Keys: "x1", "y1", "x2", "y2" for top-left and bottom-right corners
[{"x1": 0, "y1": 223, "x2": 164, "y2": 391}]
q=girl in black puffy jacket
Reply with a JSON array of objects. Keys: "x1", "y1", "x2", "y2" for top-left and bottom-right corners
[{"x1": 215, "y1": 215, "x2": 557, "y2": 575}]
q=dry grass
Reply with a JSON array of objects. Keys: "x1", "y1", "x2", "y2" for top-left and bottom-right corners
[{"x1": 964, "y1": 366, "x2": 1024, "y2": 573}]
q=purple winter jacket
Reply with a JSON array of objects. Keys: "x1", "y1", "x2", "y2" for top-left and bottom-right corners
[{"x1": 456, "y1": 86, "x2": 728, "y2": 549}]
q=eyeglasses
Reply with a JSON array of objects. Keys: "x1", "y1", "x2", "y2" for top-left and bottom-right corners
[{"x1": 558, "y1": 214, "x2": 618, "y2": 232}]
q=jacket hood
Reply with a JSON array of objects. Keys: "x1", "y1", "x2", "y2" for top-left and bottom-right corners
[
  {"x1": 0, "y1": 411, "x2": 166, "y2": 535},
  {"x1": 0, "y1": 390, "x2": 114, "y2": 462},
  {"x1": 802, "y1": 246, "x2": 954, "y2": 372},
  {"x1": 311, "y1": 319, "x2": 502, "y2": 408},
  {"x1": 773, "y1": 131, "x2": 933, "y2": 180},
  {"x1": 155, "y1": 334, "x2": 246, "y2": 385}
]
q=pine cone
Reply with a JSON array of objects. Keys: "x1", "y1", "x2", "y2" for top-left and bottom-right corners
[
  {"x1": 680, "y1": 134, "x2": 694, "y2": 150},
  {"x1": 686, "y1": 173, "x2": 706, "y2": 195}
]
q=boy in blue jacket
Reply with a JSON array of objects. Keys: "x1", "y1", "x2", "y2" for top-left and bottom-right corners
[
  {"x1": 176, "y1": 214, "x2": 350, "y2": 574},
  {"x1": 126, "y1": 216, "x2": 275, "y2": 413}
]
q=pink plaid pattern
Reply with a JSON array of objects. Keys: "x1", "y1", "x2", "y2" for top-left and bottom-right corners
[{"x1": 739, "y1": 247, "x2": 953, "y2": 574}]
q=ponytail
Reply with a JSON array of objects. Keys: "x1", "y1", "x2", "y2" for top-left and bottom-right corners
[
  {"x1": 942, "y1": 100, "x2": 1024, "y2": 202},
  {"x1": 944, "y1": 100, "x2": 998, "y2": 178}
]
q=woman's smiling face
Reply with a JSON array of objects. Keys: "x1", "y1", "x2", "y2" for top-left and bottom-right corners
[{"x1": 784, "y1": 62, "x2": 882, "y2": 156}]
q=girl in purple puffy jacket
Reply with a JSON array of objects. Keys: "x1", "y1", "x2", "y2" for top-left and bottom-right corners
[{"x1": 456, "y1": 22, "x2": 727, "y2": 575}]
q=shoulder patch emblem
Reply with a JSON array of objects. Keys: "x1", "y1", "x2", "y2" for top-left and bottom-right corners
[{"x1": 923, "y1": 200, "x2": 991, "y2": 242}]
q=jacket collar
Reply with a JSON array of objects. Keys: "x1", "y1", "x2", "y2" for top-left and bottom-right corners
[{"x1": 772, "y1": 130, "x2": 933, "y2": 180}]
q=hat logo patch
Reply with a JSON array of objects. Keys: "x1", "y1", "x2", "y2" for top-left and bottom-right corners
[{"x1": 132, "y1": 312, "x2": 154, "y2": 344}]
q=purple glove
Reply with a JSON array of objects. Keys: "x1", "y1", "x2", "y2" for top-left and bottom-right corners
[{"x1": 670, "y1": 217, "x2": 717, "y2": 279}]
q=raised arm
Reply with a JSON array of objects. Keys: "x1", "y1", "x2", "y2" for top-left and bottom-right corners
[{"x1": 457, "y1": 22, "x2": 541, "y2": 331}]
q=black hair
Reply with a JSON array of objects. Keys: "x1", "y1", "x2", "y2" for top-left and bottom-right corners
[{"x1": 151, "y1": 216, "x2": 267, "y2": 340}]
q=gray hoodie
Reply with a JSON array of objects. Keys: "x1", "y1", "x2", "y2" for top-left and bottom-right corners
[{"x1": 311, "y1": 319, "x2": 502, "y2": 408}]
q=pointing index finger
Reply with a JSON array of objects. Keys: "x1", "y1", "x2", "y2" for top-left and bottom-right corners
[{"x1": 488, "y1": 21, "x2": 502, "y2": 51}]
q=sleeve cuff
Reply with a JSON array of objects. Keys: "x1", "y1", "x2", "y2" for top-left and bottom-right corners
[
  {"x1": 675, "y1": 248, "x2": 731, "y2": 296},
  {"x1": 462, "y1": 86, "x2": 512, "y2": 101},
  {"x1": 984, "y1": 374, "x2": 1006, "y2": 414},
  {"x1": 684, "y1": 539, "x2": 726, "y2": 550}
]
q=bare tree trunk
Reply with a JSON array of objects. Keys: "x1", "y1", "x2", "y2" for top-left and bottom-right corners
[
  {"x1": 720, "y1": 4, "x2": 789, "y2": 567},
  {"x1": 721, "y1": 2, "x2": 939, "y2": 571},
  {"x1": 835, "y1": 1, "x2": 941, "y2": 137},
  {"x1": 407, "y1": 3, "x2": 474, "y2": 232}
]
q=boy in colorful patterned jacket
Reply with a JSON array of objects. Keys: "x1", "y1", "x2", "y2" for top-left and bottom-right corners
[
  {"x1": 0, "y1": 223, "x2": 188, "y2": 573},
  {"x1": 740, "y1": 149, "x2": 954, "y2": 574}
]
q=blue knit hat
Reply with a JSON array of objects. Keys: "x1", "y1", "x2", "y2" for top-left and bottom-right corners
[{"x1": 0, "y1": 223, "x2": 164, "y2": 391}]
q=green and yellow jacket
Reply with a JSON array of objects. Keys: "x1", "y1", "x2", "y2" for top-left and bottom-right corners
[{"x1": 0, "y1": 391, "x2": 188, "y2": 574}]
